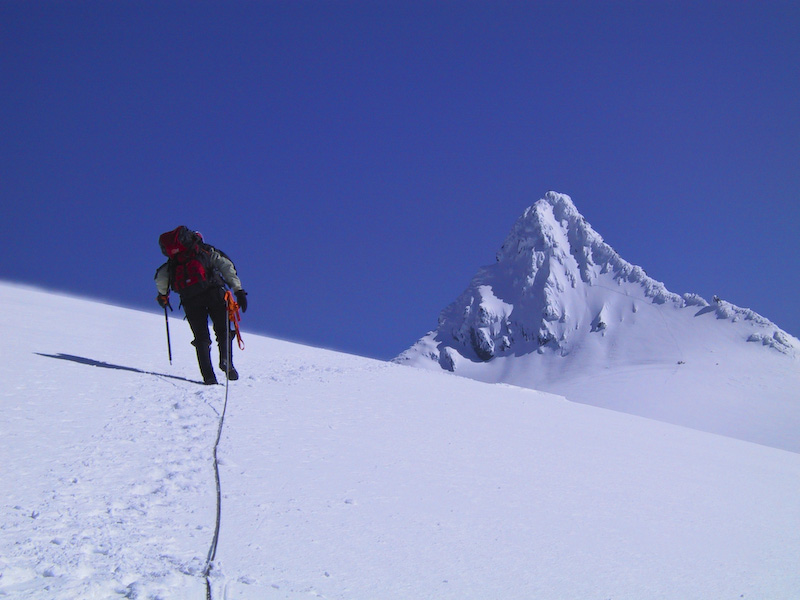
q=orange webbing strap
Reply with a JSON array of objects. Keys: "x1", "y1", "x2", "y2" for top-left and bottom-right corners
[{"x1": 224, "y1": 291, "x2": 245, "y2": 350}]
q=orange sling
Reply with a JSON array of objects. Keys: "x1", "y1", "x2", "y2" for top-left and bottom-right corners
[{"x1": 224, "y1": 290, "x2": 245, "y2": 350}]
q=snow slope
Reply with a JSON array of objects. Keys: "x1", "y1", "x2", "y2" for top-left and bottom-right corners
[
  {"x1": 2, "y1": 281, "x2": 800, "y2": 599},
  {"x1": 398, "y1": 192, "x2": 800, "y2": 452}
]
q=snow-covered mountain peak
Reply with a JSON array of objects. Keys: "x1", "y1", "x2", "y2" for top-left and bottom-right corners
[
  {"x1": 495, "y1": 191, "x2": 678, "y2": 301},
  {"x1": 496, "y1": 191, "x2": 590, "y2": 263},
  {"x1": 398, "y1": 191, "x2": 799, "y2": 387}
]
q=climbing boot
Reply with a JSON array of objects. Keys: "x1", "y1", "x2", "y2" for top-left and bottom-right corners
[
  {"x1": 194, "y1": 342, "x2": 218, "y2": 385},
  {"x1": 219, "y1": 331, "x2": 239, "y2": 381},
  {"x1": 219, "y1": 359, "x2": 239, "y2": 381},
  {"x1": 219, "y1": 355, "x2": 239, "y2": 381}
]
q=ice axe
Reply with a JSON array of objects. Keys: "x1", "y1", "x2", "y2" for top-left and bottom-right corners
[{"x1": 164, "y1": 304, "x2": 173, "y2": 365}]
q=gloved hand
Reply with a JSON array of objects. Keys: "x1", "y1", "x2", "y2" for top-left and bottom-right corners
[
  {"x1": 157, "y1": 294, "x2": 171, "y2": 310},
  {"x1": 235, "y1": 289, "x2": 248, "y2": 313}
]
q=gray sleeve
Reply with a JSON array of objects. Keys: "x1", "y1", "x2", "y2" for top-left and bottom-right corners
[
  {"x1": 209, "y1": 249, "x2": 243, "y2": 291},
  {"x1": 154, "y1": 263, "x2": 170, "y2": 295}
]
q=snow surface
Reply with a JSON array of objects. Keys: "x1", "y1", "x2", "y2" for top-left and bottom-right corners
[
  {"x1": 2, "y1": 281, "x2": 800, "y2": 599},
  {"x1": 398, "y1": 192, "x2": 800, "y2": 453}
]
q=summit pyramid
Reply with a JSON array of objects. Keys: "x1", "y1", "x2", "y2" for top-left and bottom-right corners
[{"x1": 397, "y1": 192, "x2": 800, "y2": 451}]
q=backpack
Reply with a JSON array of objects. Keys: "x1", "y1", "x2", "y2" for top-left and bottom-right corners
[
  {"x1": 159, "y1": 225, "x2": 201, "y2": 258},
  {"x1": 158, "y1": 226, "x2": 225, "y2": 298}
]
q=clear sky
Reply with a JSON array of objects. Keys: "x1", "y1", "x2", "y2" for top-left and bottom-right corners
[{"x1": 2, "y1": 1, "x2": 798, "y2": 360}]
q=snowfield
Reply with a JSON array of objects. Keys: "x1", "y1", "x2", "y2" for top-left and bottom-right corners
[{"x1": 2, "y1": 281, "x2": 800, "y2": 599}]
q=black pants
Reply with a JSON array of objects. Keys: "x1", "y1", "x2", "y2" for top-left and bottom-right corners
[{"x1": 182, "y1": 286, "x2": 230, "y2": 357}]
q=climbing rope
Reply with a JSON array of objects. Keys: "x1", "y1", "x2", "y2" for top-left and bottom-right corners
[
  {"x1": 203, "y1": 291, "x2": 244, "y2": 598},
  {"x1": 203, "y1": 377, "x2": 228, "y2": 599}
]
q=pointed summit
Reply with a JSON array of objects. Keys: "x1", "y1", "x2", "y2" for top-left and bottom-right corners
[
  {"x1": 397, "y1": 191, "x2": 800, "y2": 449},
  {"x1": 397, "y1": 190, "x2": 798, "y2": 386},
  {"x1": 495, "y1": 191, "x2": 678, "y2": 301},
  {"x1": 496, "y1": 191, "x2": 590, "y2": 265}
]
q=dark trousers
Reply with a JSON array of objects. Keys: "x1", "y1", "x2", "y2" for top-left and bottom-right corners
[{"x1": 182, "y1": 286, "x2": 231, "y2": 361}]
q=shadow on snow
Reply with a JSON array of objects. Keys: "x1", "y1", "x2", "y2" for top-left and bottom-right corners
[{"x1": 34, "y1": 352, "x2": 205, "y2": 385}]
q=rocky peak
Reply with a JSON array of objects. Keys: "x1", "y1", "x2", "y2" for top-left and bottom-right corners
[{"x1": 399, "y1": 192, "x2": 798, "y2": 370}]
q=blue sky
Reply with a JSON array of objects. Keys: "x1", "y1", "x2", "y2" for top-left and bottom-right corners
[{"x1": 2, "y1": 1, "x2": 798, "y2": 360}]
